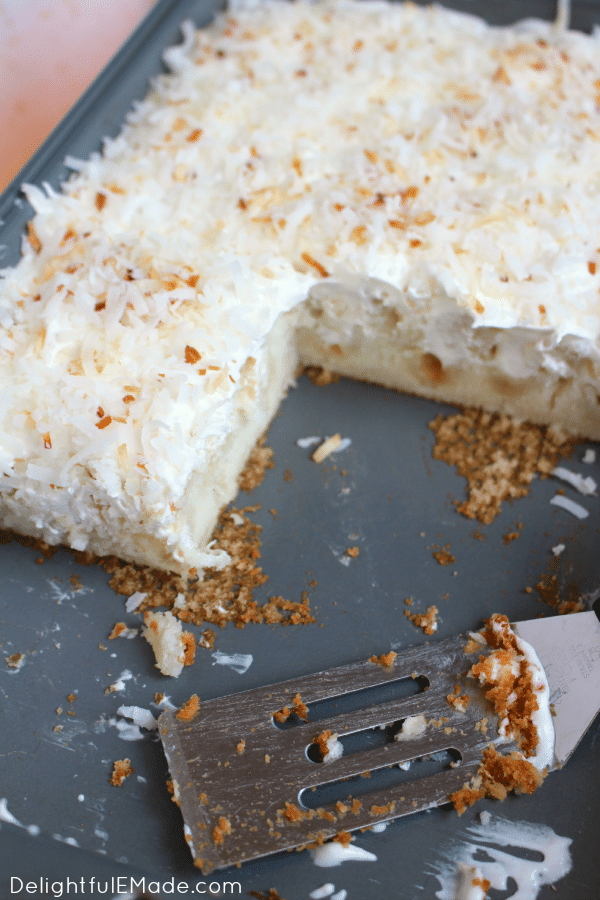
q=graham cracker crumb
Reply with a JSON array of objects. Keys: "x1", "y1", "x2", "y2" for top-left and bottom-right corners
[
  {"x1": 446, "y1": 684, "x2": 470, "y2": 713},
  {"x1": 100, "y1": 505, "x2": 313, "y2": 630},
  {"x1": 237, "y1": 740, "x2": 246, "y2": 754},
  {"x1": 368, "y1": 651, "x2": 397, "y2": 668},
  {"x1": 182, "y1": 631, "x2": 196, "y2": 666},
  {"x1": 333, "y1": 831, "x2": 352, "y2": 846},
  {"x1": 470, "y1": 614, "x2": 539, "y2": 756},
  {"x1": 213, "y1": 816, "x2": 232, "y2": 845},
  {"x1": 534, "y1": 556, "x2": 585, "y2": 614},
  {"x1": 110, "y1": 758, "x2": 134, "y2": 786},
  {"x1": 176, "y1": 693, "x2": 200, "y2": 722},
  {"x1": 5, "y1": 652, "x2": 24, "y2": 669},
  {"x1": 432, "y1": 546, "x2": 455, "y2": 566},
  {"x1": 430, "y1": 409, "x2": 574, "y2": 523},
  {"x1": 370, "y1": 801, "x2": 396, "y2": 816},
  {"x1": 405, "y1": 604, "x2": 438, "y2": 635},
  {"x1": 450, "y1": 744, "x2": 545, "y2": 814},
  {"x1": 274, "y1": 692, "x2": 309, "y2": 723},
  {"x1": 237, "y1": 435, "x2": 274, "y2": 492},
  {"x1": 199, "y1": 628, "x2": 216, "y2": 649},
  {"x1": 107, "y1": 622, "x2": 127, "y2": 639},
  {"x1": 280, "y1": 801, "x2": 308, "y2": 823},
  {"x1": 346, "y1": 546, "x2": 359, "y2": 558}
]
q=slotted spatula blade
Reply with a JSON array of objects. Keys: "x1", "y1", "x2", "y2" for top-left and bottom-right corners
[{"x1": 159, "y1": 612, "x2": 600, "y2": 874}]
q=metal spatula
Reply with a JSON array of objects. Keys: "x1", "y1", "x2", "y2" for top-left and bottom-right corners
[{"x1": 159, "y1": 612, "x2": 600, "y2": 874}]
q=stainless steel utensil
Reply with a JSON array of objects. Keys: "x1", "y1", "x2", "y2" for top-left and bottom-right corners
[{"x1": 159, "y1": 612, "x2": 600, "y2": 874}]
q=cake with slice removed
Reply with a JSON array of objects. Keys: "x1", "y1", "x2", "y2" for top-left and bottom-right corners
[{"x1": 1, "y1": 0, "x2": 599, "y2": 576}]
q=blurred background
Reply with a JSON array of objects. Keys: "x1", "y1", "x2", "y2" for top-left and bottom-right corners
[{"x1": 0, "y1": 0, "x2": 156, "y2": 193}]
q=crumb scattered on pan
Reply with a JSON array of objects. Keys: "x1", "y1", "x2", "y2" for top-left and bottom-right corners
[
  {"x1": 312, "y1": 434, "x2": 342, "y2": 463},
  {"x1": 103, "y1": 507, "x2": 314, "y2": 630},
  {"x1": 108, "y1": 622, "x2": 127, "y2": 639},
  {"x1": 176, "y1": 693, "x2": 201, "y2": 722},
  {"x1": 429, "y1": 409, "x2": 574, "y2": 524},
  {"x1": 503, "y1": 531, "x2": 520, "y2": 546},
  {"x1": 198, "y1": 628, "x2": 216, "y2": 649},
  {"x1": 5, "y1": 652, "x2": 24, "y2": 670},
  {"x1": 369, "y1": 651, "x2": 397, "y2": 668},
  {"x1": 533, "y1": 556, "x2": 584, "y2": 614},
  {"x1": 110, "y1": 758, "x2": 134, "y2": 787},
  {"x1": 237, "y1": 740, "x2": 245, "y2": 755},
  {"x1": 432, "y1": 546, "x2": 455, "y2": 566},
  {"x1": 405, "y1": 603, "x2": 438, "y2": 635},
  {"x1": 346, "y1": 546, "x2": 359, "y2": 558}
]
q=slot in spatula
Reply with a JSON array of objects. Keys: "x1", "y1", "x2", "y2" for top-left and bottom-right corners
[{"x1": 159, "y1": 612, "x2": 600, "y2": 874}]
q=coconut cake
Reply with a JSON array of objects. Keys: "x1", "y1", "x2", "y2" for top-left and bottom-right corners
[{"x1": 1, "y1": 0, "x2": 599, "y2": 576}]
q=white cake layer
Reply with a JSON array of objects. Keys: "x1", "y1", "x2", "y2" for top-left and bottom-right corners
[{"x1": 1, "y1": 0, "x2": 600, "y2": 574}]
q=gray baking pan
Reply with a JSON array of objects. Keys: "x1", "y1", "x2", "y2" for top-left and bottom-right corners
[{"x1": 1, "y1": 2, "x2": 599, "y2": 898}]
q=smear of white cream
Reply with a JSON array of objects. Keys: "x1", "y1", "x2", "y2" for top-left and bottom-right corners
[
  {"x1": 0, "y1": 799, "x2": 39, "y2": 837},
  {"x1": 432, "y1": 814, "x2": 572, "y2": 900},
  {"x1": 309, "y1": 885, "x2": 334, "y2": 899},
  {"x1": 212, "y1": 651, "x2": 253, "y2": 674},
  {"x1": 0, "y1": 798, "x2": 22, "y2": 827},
  {"x1": 311, "y1": 842, "x2": 377, "y2": 867}
]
